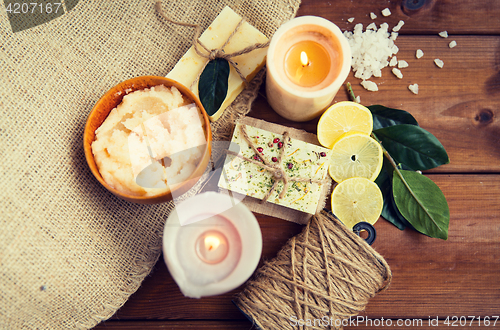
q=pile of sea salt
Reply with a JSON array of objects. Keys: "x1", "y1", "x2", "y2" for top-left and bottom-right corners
[
  {"x1": 344, "y1": 23, "x2": 397, "y2": 80},
  {"x1": 344, "y1": 10, "x2": 457, "y2": 95},
  {"x1": 343, "y1": 21, "x2": 403, "y2": 92}
]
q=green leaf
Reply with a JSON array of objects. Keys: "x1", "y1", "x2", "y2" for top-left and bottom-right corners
[
  {"x1": 393, "y1": 170, "x2": 450, "y2": 239},
  {"x1": 375, "y1": 159, "x2": 408, "y2": 230},
  {"x1": 374, "y1": 124, "x2": 449, "y2": 170},
  {"x1": 384, "y1": 192, "x2": 412, "y2": 230},
  {"x1": 368, "y1": 105, "x2": 419, "y2": 130},
  {"x1": 198, "y1": 58, "x2": 230, "y2": 116}
]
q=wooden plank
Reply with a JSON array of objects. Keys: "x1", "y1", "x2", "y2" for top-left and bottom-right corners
[
  {"x1": 107, "y1": 174, "x2": 500, "y2": 322},
  {"x1": 94, "y1": 319, "x2": 495, "y2": 329},
  {"x1": 94, "y1": 320, "x2": 251, "y2": 329},
  {"x1": 364, "y1": 174, "x2": 500, "y2": 319},
  {"x1": 346, "y1": 319, "x2": 492, "y2": 329},
  {"x1": 250, "y1": 35, "x2": 500, "y2": 173},
  {"x1": 297, "y1": 0, "x2": 500, "y2": 34}
]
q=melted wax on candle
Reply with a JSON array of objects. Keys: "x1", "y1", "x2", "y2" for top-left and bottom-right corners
[
  {"x1": 195, "y1": 230, "x2": 229, "y2": 264},
  {"x1": 284, "y1": 40, "x2": 331, "y2": 88}
]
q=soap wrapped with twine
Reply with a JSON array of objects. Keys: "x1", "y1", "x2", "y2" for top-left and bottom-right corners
[
  {"x1": 156, "y1": 0, "x2": 269, "y2": 88},
  {"x1": 226, "y1": 124, "x2": 328, "y2": 203},
  {"x1": 236, "y1": 210, "x2": 392, "y2": 330},
  {"x1": 157, "y1": 1, "x2": 270, "y2": 122},
  {"x1": 218, "y1": 117, "x2": 333, "y2": 225}
]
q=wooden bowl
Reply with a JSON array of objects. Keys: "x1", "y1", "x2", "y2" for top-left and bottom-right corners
[{"x1": 84, "y1": 76, "x2": 212, "y2": 204}]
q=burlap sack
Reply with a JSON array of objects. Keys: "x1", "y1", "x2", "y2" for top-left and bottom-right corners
[{"x1": 0, "y1": 1, "x2": 300, "y2": 329}]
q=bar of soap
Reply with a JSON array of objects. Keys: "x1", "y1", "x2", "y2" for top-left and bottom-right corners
[
  {"x1": 167, "y1": 7, "x2": 268, "y2": 121},
  {"x1": 218, "y1": 123, "x2": 332, "y2": 214}
]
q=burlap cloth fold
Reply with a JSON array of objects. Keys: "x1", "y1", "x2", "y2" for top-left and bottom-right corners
[{"x1": 0, "y1": 1, "x2": 300, "y2": 329}]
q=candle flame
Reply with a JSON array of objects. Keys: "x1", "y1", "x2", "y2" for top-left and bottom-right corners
[
  {"x1": 205, "y1": 235, "x2": 220, "y2": 251},
  {"x1": 300, "y1": 51, "x2": 309, "y2": 66}
]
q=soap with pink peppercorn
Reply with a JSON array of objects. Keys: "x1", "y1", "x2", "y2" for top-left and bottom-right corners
[{"x1": 218, "y1": 121, "x2": 332, "y2": 214}]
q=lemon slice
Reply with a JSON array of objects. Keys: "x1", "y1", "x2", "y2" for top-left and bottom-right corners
[
  {"x1": 328, "y1": 132, "x2": 383, "y2": 183},
  {"x1": 317, "y1": 101, "x2": 373, "y2": 148},
  {"x1": 331, "y1": 177, "x2": 383, "y2": 229}
]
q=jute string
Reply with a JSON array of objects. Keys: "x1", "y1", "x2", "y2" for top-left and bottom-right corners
[
  {"x1": 155, "y1": 1, "x2": 270, "y2": 89},
  {"x1": 236, "y1": 210, "x2": 392, "y2": 330},
  {"x1": 226, "y1": 125, "x2": 328, "y2": 202}
]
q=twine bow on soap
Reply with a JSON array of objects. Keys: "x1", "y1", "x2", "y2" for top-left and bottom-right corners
[
  {"x1": 155, "y1": 1, "x2": 270, "y2": 87},
  {"x1": 227, "y1": 125, "x2": 328, "y2": 203}
]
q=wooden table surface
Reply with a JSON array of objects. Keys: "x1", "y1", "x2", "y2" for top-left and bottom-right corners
[{"x1": 95, "y1": 0, "x2": 500, "y2": 329}]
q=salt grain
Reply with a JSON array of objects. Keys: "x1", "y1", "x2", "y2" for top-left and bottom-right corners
[
  {"x1": 370, "y1": 12, "x2": 377, "y2": 19},
  {"x1": 393, "y1": 20, "x2": 405, "y2": 32},
  {"x1": 392, "y1": 68, "x2": 403, "y2": 79},
  {"x1": 367, "y1": 22, "x2": 377, "y2": 30},
  {"x1": 398, "y1": 60, "x2": 409, "y2": 68},
  {"x1": 361, "y1": 80, "x2": 379, "y2": 92},
  {"x1": 439, "y1": 31, "x2": 448, "y2": 38},
  {"x1": 355, "y1": 95, "x2": 361, "y2": 103},
  {"x1": 381, "y1": 8, "x2": 391, "y2": 16},
  {"x1": 408, "y1": 84, "x2": 419, "y2": 94},
  {"x1": 348, "y1": 17, "x2": 355, "y2": 23},
  {"x1": 390, "y1": 32, "x2": 398, "y2": 41},
  {"x1": 389, "y1": 56, "x2": 398, "y2": 67},
  {"x1": 416, "y1": 49, "x2": 424, "y2": 59},
  {"x1": 434, "y1": 58, "x2": 444, "y2": 68},
  {"x1": 449, "y1": 40, "x2": 457, "y2": 48}
]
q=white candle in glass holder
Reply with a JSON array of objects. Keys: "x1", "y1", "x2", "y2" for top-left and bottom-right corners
[
  {"x1": 266, "y1": 16, "x2": 351, "y2": 122},
  {"x1": 163, "y1": 192, "x2": 262, "y2": 298}
]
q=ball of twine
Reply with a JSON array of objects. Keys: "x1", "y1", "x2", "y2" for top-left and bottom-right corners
[{"x1": 236, "y1": 210, "x2": 392, "y2": 330}]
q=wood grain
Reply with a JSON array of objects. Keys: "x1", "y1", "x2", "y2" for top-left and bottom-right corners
[
  {"x1": 93, "y1": 320, "x2": 252, "y2": 329},
  {"x1": 94, "y1": 175, "x2": 500, "y2": 325},
  {"x1": 298, "y1": 0, "x2": 500, "y2": 35},
  {"x1": 96, "y1": 319, "x2": 493, "y2": 330}
]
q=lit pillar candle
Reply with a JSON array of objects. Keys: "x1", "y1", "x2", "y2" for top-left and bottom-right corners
[
  {"x1": 195, "y1": 230, "x2": 229, "y2": 264},
  {"x1": 163, "y1": 192, "x2": 262, "y2": 298},
  {"x1": 266, "y1": 16, "x2": 351, "y2": 122},
  {"x1": 285, "y1": 41, "x2": 330, "y2": 87}
]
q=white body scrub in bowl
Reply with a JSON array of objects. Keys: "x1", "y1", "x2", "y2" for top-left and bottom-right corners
[{"x1": 91, "y1": 85, "x2": 207, "y2": 197}]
